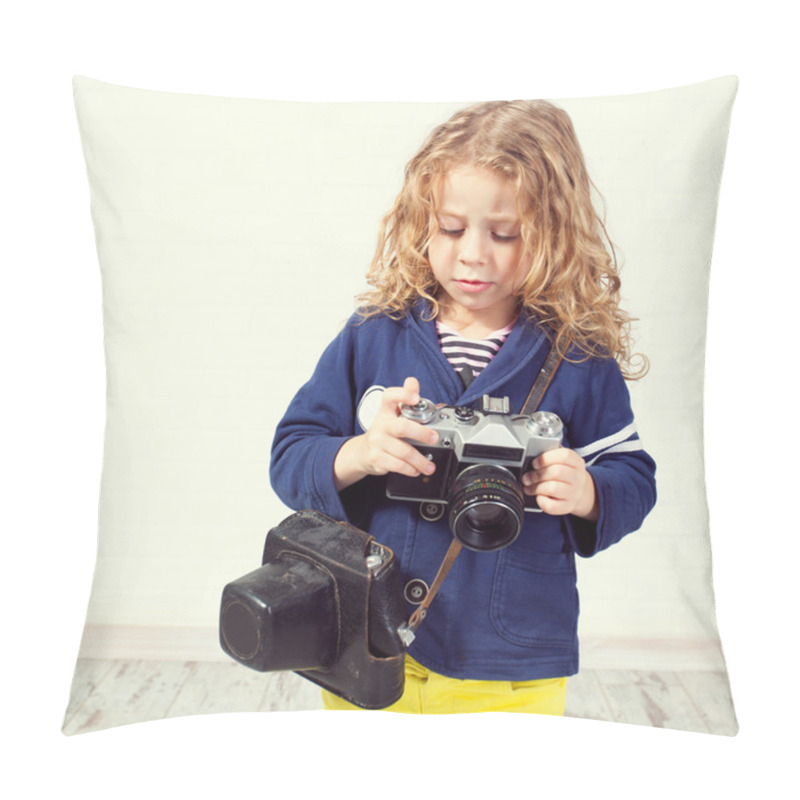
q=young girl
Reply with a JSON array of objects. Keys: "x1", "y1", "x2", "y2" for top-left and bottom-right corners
[{"x1": 270, "y1": 100, "x2": 656, "y2": 715}]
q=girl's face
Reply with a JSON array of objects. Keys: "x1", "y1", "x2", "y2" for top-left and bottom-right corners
[{"x1": 428, "y1": 165, "x2": 524, "y2": 333}]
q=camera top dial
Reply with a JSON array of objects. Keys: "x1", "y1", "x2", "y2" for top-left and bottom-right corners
[
  {"x1": 399, "y1": 398, "x2": 437, "y2": 424},
  {"x1": 454, "y1": 406, "x2": 478, "y2": 425},
  {"x1": 526, "y1": 410, "x2": 563, "y2": 439}
]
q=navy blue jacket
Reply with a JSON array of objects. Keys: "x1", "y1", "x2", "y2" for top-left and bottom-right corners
[{"x1": 271, "y1": 303, "x2": 656, "y2": 680}]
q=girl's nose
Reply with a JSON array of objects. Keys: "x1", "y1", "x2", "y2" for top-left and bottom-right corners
[{"x1": 458, "y1": 228, "x2": 487, "y2": 265}]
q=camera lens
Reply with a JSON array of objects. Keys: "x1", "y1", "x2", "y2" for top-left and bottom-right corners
[
  {"x1": 447, "y1": 464, "x2": 524, "y2": 551},
  {"x1": 221, "y1": 600, "x2": 260, "y2": 661}
]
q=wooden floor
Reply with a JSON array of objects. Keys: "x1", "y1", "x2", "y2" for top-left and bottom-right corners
[{"x1": 61, "y1": 658, "x2": 738, "y2": 736}]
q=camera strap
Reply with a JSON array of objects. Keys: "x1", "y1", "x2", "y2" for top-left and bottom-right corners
[
  {"x1": 520, "y1": 337, "x2": 567, "y2": 417},
  {"x1": 401, "y1": 538, "x2": 463, "y2": 643},
  {"x1": 398, "y1": 338, "x2": 567, "y2": 647}
]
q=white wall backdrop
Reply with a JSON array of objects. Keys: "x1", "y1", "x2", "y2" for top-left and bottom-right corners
[{"x1": 73, "y1": 79, "x2": 734, "y2": 668}]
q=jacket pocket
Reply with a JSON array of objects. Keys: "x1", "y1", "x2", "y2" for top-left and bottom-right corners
[{"x1": 490, "y1": 549, "x2": 578, "y2": 648}]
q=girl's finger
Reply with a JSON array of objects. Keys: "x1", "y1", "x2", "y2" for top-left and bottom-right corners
[
  {"x1": 529, "y1": 464, "x2": 575, "y2": 485},
  {"x1": 393, "y1": 417, "x2": 439, "y2": 445},
  {"x1": 532, "y1": 480, "x2": 572, "y2": 501},
  {"x1": 535, "y1": 495, "x2": 571, "y2": 516}
]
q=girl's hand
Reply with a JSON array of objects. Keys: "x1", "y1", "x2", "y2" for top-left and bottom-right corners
[
  {"x1": 521, "y1": 447, "x2": 599, "y2": 522},
  {"x1": 334, "y1": 377, "x2": 440, "y2": 491}
]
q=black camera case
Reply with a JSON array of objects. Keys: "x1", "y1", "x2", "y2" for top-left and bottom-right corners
[{"x1": 219, "y1": 510, "x2": 407, "y2": 709}]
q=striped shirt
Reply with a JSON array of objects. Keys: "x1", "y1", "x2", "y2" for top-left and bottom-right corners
[{"x1": 436, "y1": 319, "x2": 516, "y2": 388}]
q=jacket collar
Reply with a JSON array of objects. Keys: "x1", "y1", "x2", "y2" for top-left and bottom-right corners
[{"x1": 407, "y1": 299, "x2": 550, "y2": 406}]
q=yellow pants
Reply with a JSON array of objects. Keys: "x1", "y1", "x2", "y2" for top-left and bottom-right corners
[{"x1": 322, "y1": 655, "x2": 567, "y2": 715}]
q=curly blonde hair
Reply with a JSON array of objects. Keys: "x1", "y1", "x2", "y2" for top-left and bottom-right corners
[{"x1": 356, "y1": 100, "x2": 648, "y2": 379}]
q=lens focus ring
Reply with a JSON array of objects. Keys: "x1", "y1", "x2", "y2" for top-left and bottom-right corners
[{"x1": 447, "y1": 464, "x2": 524, "y2": 552}]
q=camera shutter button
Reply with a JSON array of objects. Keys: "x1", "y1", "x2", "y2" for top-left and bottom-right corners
[{"x1": 404, "y1": 578, "x2": 430, "y2": 605}]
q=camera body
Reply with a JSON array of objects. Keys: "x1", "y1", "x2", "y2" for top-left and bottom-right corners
[
  {"x1": 219, "y1": 510, "x2": 407, "y2": 709},
  {"x1": 386, "y1": 395, "x2": 563, "y2": 551}
]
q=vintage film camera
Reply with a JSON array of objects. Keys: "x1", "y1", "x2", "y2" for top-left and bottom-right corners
[
  {"x1": 386, "y1": 395, "x2": 563, "y2": 551},
  {"x1": 219, "y1": 510, "x2": 407, "y2": 709}
]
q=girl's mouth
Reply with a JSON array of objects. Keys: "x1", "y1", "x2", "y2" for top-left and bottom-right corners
[{"x1": 456, "y1": 279, "x2": 492, "y2": 293}]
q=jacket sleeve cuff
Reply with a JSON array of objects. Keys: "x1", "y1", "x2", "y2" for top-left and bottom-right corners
[
  {"x1": 306, "y1": 436, "x2": 378, "y2": 527},
  {"x1": 304, "y1": 436, "x2": 352, "y2": 521},
  {"x1": 563, "y1": 467, "x2": 613, "y2": 557},
  {"x1": 564, "y1": 464, "x2": 653, "y2": 557},
  {"x1": 563, "y1": 494, "x2": 603, "y2": 558}
]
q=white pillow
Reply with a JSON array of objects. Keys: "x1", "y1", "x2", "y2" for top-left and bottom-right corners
[{"x1": 65, "y1": 75, "x2": 738, "y2": 734}]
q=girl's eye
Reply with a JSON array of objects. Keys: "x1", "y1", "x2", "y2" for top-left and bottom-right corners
[{"x1": 437, "y1": 226, "x2": 519, "y2": 241}]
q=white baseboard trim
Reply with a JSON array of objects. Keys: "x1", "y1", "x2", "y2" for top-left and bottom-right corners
[
  {"x1": 76, "y1": 625, "x2": 730, "y2": 672},
  {"x1": 579, "y1": 636, "x2": 729, "y2": 671},
  {"x1": 77, "y1": 625, "x2": 225, "y2": 662}
]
